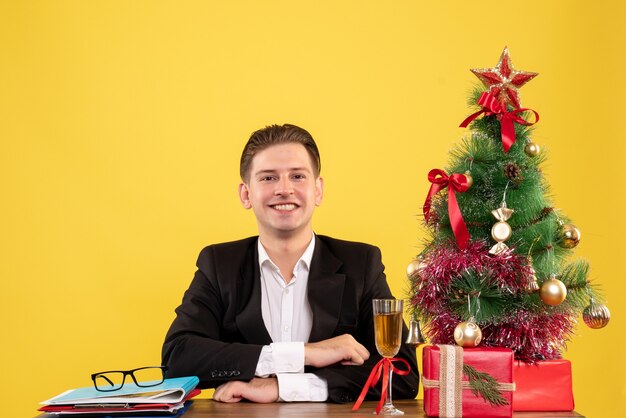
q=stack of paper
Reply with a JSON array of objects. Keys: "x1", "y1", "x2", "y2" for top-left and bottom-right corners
[{"x1": 38, "y1": 376, "x2": 200, "y2": 417}]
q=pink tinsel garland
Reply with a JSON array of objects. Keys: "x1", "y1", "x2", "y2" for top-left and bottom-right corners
[{"x1": 410, "y1": 239, "x2": 574, "y2": 362}]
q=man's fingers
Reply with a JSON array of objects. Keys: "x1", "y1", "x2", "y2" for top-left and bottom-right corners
[
  {"x1": 353, "y1": 340, "x2": 370, "y2": 360},
  {"x1": 342, "y1": 339, "x2": 369, "y2": 365},
  {"x1": 213, "y1": 382, "x2": 243, "y2": 403},
  {"x1": 305, "y1": 334, "x2": 372, "y2": 367},
  {"x1": 213, "y1": 385, "x2": 224, "y2": 401},
  {"x1": 348, "y1": 346, "x2": 369, "y2": 365},
  {"x1": 218, "y1": 394, "x2": 243, "y2": 403},
  {"x1": 213, "y1": 379, "x2": 278, "y2": 403},
  {"x1": 225, "y1": 396, "x2": 243, "y2": 403}
]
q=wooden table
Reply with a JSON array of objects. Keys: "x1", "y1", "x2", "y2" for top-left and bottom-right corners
[{"x1": 182, "y1": 399, "x2": 584, "y2": 417}]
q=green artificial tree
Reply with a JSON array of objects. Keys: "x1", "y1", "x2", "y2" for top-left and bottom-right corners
[{"x1": 407, "y1": 47, "x2": 610, "y2": 363}]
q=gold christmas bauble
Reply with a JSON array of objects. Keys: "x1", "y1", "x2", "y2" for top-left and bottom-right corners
[
  {"x1": 524, "y1": 141, "x2": 541, "y2": 157},
  {"x1": 583, "y1": 302, "x2": 610, "y2": 329},
  {"x1": 454, "y1": 320, "x2": 482, "y2": 347},
  {"x1": 491, "y1": 221, "x2": 512, "y2": 242},
  {"x1": 540, "y1": 277, "x2": 567, "y2": 306},
  {"x1": 559, "y1": 223, "x2": 581, "y2": 248},
  {"x1": 464, "y1": 170, "x2": 474, "y2": 188},
  {"x1": 407, "y1": 259, "x2": 427, "y2": 278}
]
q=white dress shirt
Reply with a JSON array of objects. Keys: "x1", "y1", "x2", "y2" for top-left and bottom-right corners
[{"x1": 254, "y1": 235, "x2": 328, "y2": 401}]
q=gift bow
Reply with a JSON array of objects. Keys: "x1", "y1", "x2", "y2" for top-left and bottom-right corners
[
  {"x1": 460, "y1": 91, "x2": 539, "y2": 153},
  {"x1": 423, "y1": 169, "x2": 470, "y2": 249},
  {"x1": 352, "y1": 357, "x2": 411, "y2": 414}
]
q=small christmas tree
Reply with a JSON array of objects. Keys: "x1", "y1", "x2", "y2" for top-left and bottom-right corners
[{"x1": 408, "y1": 47, "x2": 610, "y2": 363}]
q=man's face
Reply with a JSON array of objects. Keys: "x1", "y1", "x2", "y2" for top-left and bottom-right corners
[{"x1": 239, "y1": 143, "x2": 323, "y2": 239}]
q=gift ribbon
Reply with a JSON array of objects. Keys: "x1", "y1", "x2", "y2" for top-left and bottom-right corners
[
  {"x1": 460, "y1": 91, "x2": 539, "y2": 153},
  {"x1": 351, "y1": 357, "x2": 411, "y2": 414},
  {"x1": 422, "y1": 379, "x2": 516, "y2": 391},
  {"x1": 438, "y1": 345, "x2": 464, "y2": 418},
  {"x1": 423, "y1": 169, "x2": 470, "y2": 249}
]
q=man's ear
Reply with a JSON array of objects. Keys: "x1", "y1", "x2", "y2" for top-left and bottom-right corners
[
  {"x1": 315, "y1": 176, "x2": 324, "y2": 206},
  {"x1": 238, "y1": 182, "x2": 252, "y2": 209}
]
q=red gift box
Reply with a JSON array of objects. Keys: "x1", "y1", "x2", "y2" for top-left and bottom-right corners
[
  {"x1": 422, "y1": 345, "x2": 514, "y2": 418},
  {"x1": 513, "y1": 359, "x2": 574, "y2": 411}
]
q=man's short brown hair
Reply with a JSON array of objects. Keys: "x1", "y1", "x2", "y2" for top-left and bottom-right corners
[{"x1": 240, "y1": 124, "x2": 321, "y2": 182}]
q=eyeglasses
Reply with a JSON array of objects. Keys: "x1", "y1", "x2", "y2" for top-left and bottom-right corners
[{"x1": 91, "y1": 366, "x2": 168, "y2": 392}]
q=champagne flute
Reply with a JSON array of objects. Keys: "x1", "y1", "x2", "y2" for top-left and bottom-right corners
[{"x1": 372, "y1": 299, "x2": 404, "y2": 415}]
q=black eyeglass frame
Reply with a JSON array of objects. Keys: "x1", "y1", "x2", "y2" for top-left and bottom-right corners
[{"x1": 91, "y1": 366, "x2": 168, "y2": 392}]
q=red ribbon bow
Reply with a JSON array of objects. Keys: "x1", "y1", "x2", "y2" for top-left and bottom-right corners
[
  {"x1": 352, "y1": 357, "x2": 411, "y2": 414},
  {"x1": 460, "y1": 91, "x2": 539, "y2": 153},
  {"x1": 423, "y1": 169, "x2": 470, "y2": 249}
]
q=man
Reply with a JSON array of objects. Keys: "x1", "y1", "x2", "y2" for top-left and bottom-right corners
[{"x1": 162, "y1": 124, "x2": 419, "y2": 403}]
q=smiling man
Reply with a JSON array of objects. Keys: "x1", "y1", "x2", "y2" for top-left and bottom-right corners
[{"x1": 162, "y1": 124, "x2": 419, "y2": 403}]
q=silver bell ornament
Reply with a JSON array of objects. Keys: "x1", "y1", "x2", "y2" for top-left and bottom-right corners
[{"x1": 405, "y1": 318, "x2": 427, "y2": 347}]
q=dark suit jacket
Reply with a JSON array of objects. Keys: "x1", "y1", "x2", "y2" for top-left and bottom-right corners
[{"x1": 162, "y1": 235, "x2": 419, "y2": 403}]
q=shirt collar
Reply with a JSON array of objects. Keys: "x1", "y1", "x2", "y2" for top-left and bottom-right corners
[{"x1": 258, "y1": 233, "x2": 316, "y2": 272}]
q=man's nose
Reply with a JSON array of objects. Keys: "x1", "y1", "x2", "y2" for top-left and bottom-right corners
[{"x1": 275, "y1": 177, "x2": 294, "y2": 195}]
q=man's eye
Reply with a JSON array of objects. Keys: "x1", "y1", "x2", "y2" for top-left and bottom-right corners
[
  {"x1": 260, "y1": 176, "x2": 276, "y2": 181},
  {"x1": 292, "y1": 174, "x2": 306, "y2": 180}
]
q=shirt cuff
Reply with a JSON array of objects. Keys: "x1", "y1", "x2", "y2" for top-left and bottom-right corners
[
  {"x1": 276, "y1": 373, "x2": 328, "y2": 402},
  {"x1": 255, "y1": 342, "x2": 305, "y2": 377}
]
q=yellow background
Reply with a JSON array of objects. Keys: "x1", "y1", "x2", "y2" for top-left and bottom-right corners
[{"x1": 1, "y1": 1, "x2": 624, "y2": 417}]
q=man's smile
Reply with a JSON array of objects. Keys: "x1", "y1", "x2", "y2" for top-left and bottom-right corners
[{"x1": 270, "y1": 203, "x2": 298, "y2": 211}]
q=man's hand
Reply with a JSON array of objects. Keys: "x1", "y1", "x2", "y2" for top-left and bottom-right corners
[
  {"x1": 213, "y1": 377, "x2": 279, "y2": 403},
  {"x1": 304, "y1": 334, "x2": 370, "y2": 368}
]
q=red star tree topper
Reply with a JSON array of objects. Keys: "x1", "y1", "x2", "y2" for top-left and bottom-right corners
[{"x1": 470, "y1": 47, "x2": 538, "y2": 108}]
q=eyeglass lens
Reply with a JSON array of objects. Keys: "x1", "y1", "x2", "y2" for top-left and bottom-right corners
[
  {"x1": 94, "y1": 367, "x2": 165, "y2": 391},
  {"x1": 94, "y1": 372, "x2": 126, "y2": 391},
  {"x1": 133, "y1": 367, "x2": 166, "y2": 387}
]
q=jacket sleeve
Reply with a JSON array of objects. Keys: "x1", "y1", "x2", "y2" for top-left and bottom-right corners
[
  {"x1": 161, "y1": 246, "x2": 264, "y2": 389},
  {"x1": 309, "y1": 246, "x2": 420, "y2": 403}
]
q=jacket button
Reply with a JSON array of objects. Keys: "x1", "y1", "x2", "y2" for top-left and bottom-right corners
[{"x1": 340, "y1": 393, "x2": 354, "y2": 402}]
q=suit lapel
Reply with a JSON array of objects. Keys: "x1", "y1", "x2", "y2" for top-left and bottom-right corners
[
  {"x1": 307, "y1": 236, "x2": 346, "y2": 342},
  {"x1": 234, "y1": 236, "x2": 347, "y2": 344},
  {"x1": 234, "y1": 240, "x2": 273, "y2": 345}
]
